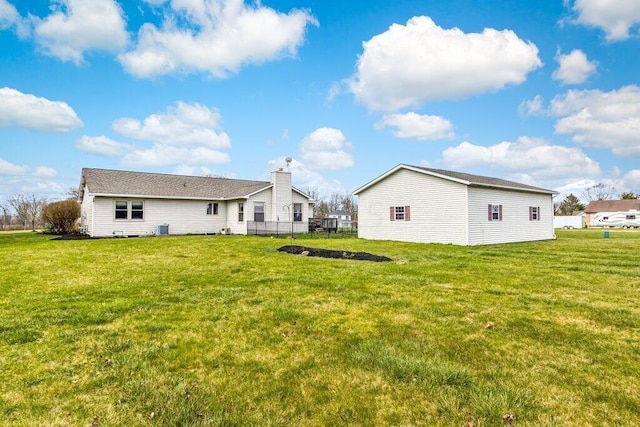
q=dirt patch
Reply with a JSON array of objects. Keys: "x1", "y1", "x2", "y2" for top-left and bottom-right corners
[{"x1": 278, "y1": 245, "x2": 392, "y2": 262}]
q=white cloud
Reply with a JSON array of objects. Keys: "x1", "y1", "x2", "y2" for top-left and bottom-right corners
[
  {"x1": 0, "y1": 157, "x2": 29, "y2": 175},
  {"x1": 171, "y1": 165, "x2": 214, "y2": 176},
  {"x1": 76, "y1": 102, "x2": 233, "y2": 169},
  {"x1": 75, "y1": 135, "x2": 133, "y2": 156},
  {"x1": 553, "y1": 49, "x2": 597, "y2": 85},
  {"x1": 113, "y1": 102, "x2": 231, "y2": 149},
  {"x1": 374, "y1": 112, "x2": 454, "y2": 140},
  {"x1": 0, "y1": 87, "x2": 83, "y2": 132},
  {"x1": 32, "y1": 166, "x2": 58, "y2": 178},
  {"x1": 121, "y1": 145, "x2": 230, "y2": 168},
  {"x1": 0, "y1": 0, "x2": 19, "y2": 30},
  {"x1": 267, "y1": 156, "x2": 346, "y2": 198},
  {"x1": 32, "y1": 0, "x2": 128, "y2": 64},
  {"x1": 441, "y1": 137, "x2": 601, "y2": 180},
  {"x1": 299, "y1": 127, "x2": 354, "y2": 170},
  {"x1": 348, "y1": 16, "x2": 542, "y2": 112},
  {"x1": 120, "y1": 0, "x2": 317, "y2": 78},
  {"x1": 0, "y1": 158, "x2": 62, "y2": 201},
  {"x1": 569, "y1": 0, "x2": 640, "y2": 41},
  {"x1": 547, "y1": 86, "x2": 640, "y2": 157},
  {"x1": 21, "y1": 179, "x2": 65, "y2": 196},
  {"x1": 519, "y1": 94, "x2": 545, "y2": 116},
  {"x1": 624, "y1": 170, "x2": 640, "y2": 192}
]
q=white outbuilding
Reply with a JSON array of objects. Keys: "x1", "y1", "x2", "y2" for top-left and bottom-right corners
[{"x1": 353, "y1": 164, "x2": 556, "y2": 246}]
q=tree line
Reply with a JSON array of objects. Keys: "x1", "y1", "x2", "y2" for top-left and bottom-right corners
[
  {"x1": 1, "y1": 188, "x2": 80, "y2": 234},
  {"x1": 305, "y1": 188, "x2": 358, "y2": 223},
  {"x1": 555, "y1": 183, "x2": 639, "y2": 216}
]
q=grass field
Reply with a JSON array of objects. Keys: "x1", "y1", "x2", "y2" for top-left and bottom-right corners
[{"x1": 1, "y1": 230, "x2": 639, "y2": 426}]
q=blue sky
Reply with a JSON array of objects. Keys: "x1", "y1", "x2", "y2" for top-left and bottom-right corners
[{"x1": 1, "y1": 0, "x2": 639, "y2": 204}]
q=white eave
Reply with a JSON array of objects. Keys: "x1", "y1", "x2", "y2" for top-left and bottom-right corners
[{"x1": 353, "y1": 164, "x2": 557, "y2": 196}]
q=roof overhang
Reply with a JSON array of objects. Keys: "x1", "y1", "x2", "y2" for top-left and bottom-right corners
[
  {"x1": 353, "y1": 164, "x2": 557, "y2": 196},
  {"x1": 90, "y1": 193, "x2": 228, "y2": 201}
]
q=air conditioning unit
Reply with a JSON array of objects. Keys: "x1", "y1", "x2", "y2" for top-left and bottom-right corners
[
  {"x1": 156, "y1": 224, "x2": 169, "y2": 236},
  {"x1": 220, "y1": 227, "x2": 230, "y2": 235}
]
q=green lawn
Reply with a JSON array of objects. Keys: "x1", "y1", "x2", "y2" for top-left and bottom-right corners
[{"x1": 1, "y1": 230, "x2": 639, "y2": 426}]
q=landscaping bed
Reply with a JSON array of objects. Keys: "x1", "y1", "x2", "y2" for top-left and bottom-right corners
[{"x1": 278, "y1": 244, "x2": 392, "y2": 262}]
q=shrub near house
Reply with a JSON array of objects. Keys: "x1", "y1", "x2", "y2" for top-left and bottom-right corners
[{"x1": 42, "y1": 199, "x2": 80, "y2": 234}]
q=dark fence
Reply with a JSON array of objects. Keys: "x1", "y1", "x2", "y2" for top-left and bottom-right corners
[{"x1": 247, "y1": 221, "x2": 309, "y2": 236}]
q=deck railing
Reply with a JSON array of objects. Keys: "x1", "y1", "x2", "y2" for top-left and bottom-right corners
[{"x1": 247, "y1": 221, "x2": 309, "y2": 235}]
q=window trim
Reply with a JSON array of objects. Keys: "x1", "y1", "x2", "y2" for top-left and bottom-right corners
[
  {"x1": 114, "y1": 200, "x2": 144, "y2": 221},
  {"x1": 389, "y1": 205, "x2": 411, "y2": 221},
  {"x1": 488, "y1": 204, "x2": 503, "y2": 221},
  {"x1": 115, "y1": 200, "x2": 128, "y2": 220},
  {"x1": 131, "y1": 201, "x2": 144, "y2": 220},
  {"x1": 529, "y1": 206, "x2": 540, "y2": 221},
  {"x1": 206, "y1": 202, "x2": 219, "y2": 215},
  {"x1": 254, "y1": 202, "x2": 265, "y2": 222},
  {"x1": 293, "y1": 203, "x2": 303, "y2": 222},
  {"x1": 238, "y1": 202, "x2": 244, "y2": 222}
]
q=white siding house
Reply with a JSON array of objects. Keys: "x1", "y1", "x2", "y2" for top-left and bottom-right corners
[
  {"x1": 327, "y1": 210, "x2": 353, "y2": 228},
  {"x1": 79, "y1": 168, "x2": 313, "y2": 237},
  {"x1": 353, "y1": 164, "x2": 556, "y2": 246}
]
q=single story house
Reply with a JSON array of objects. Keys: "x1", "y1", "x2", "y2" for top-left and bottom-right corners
[
  {"x1": 352, "y1": 164, "x2": 556, "y2": 246},
  {"x1": 584, "y1": 199, "x2": 640, "y2": 228},
  {"x1": 79, "y1": 167, "x2": 314, "y2": 237}
]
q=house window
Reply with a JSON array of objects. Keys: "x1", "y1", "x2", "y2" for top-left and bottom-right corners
[
  {"x1": 238, "y1": 202, "x2": 244, "y2": 222},
  {"x1": 115, "y1": 200, "x2": 144, "y2": 220},
  {"x1": 115, "y1": 201, "x2": 128, "y2": 220},
  {"x1": 207, "y1": 202, "x2": 218, "y2": 215},
  {"x1": 293, "y1": 203, "x2": 302, "y2": 222},
  {"x1": 488, "y1": 204, "x2": 503, "y2": 221},
  {"x1": 131, "y1": 201, "x2": 144, "y2": 220},
  {"x1": 389, "y1": 206, "x2": 411, "y2": 221},
  {"x1": 254, "y1": 202, "x2": 265, "y2": 222},
  {"x1": 529, "y1": 206, "x2": 540, "y2": 221}
]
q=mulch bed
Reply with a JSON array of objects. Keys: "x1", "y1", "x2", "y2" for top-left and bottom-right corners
[
  {"x1": 51, "y1": 233, "x2": 96, "y2": 240},
  {"x1": 278, "y1": 245, "x2": 392, "y2": 262}
]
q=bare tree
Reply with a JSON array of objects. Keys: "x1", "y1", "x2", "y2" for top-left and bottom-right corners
[
  {"x1": 315, "y1": 200, "x2": 330, "y2": 218},
  {"x1": 582, "y1": 183, "x2": 616, "y2": 202},
  {"x1": 9, "y1": 193, "x2": 46, "y2": 230},
  {"x1": 0, "y1": 203, "x2": 11, "y2": 231},
  {"x1": 66, "y1": 186, "x2": 80, "y2": 200},
  {"x1": 328, "y1": 193, "x2": 342, "y2": 214},
  {"x1": 304, "y1": 187, "x2": 324, "y2": 217},
  {"x1": 340, "y1": 193, "x2": 358, "y2": 222}
]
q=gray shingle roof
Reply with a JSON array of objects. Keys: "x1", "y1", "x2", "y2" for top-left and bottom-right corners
[
  {"x1": 412, "y1": 166, "x2": 555, "y2": 193},
  {"x1": 353, "y1": 164, "x2": 556, "y2": 195},
  {"x1": 585, "y1": 199, "x2": 640, "y2": 213},
  {"x1": 80, "y1": 168, "x2": 271, "y2": 200}
]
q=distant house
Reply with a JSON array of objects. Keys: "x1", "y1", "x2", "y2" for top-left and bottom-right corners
[
  {"x1": 327, "y1": 210, "x2": 353, "y2": 228},
  {"x1": 78, "y1": 168, "x2": 314, "y2": 237},
  {"x1": 584, "y1": 199, "x2": 640, "y2": 228},
  {"x1": 353, "y1": 164, "x2": 556, "y2": 246}
]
